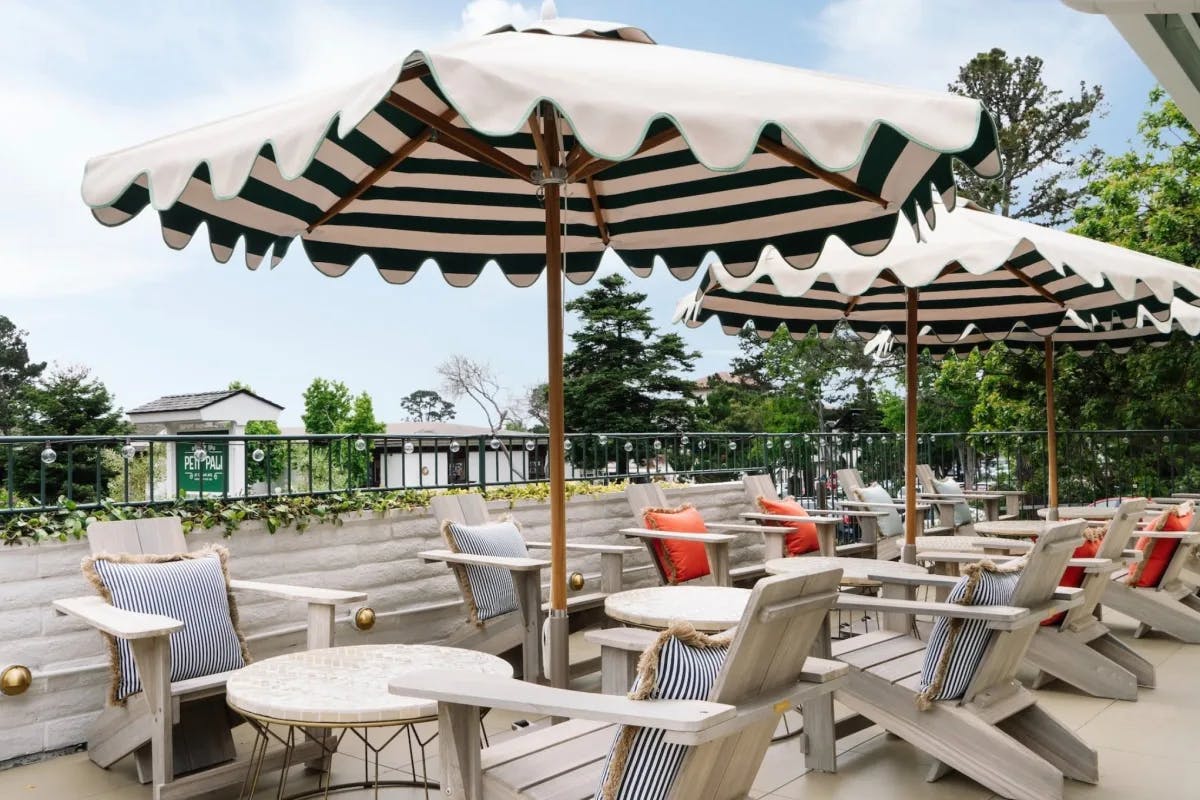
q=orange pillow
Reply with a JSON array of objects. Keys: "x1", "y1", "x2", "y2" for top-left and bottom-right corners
[
  {"x1": 1130, "y1": 506, "x2": 1195, "y2": 588},
  {"x1": 1042, "y1": 533, "x2": 1103, "y2": 627},
  {"x1": 643, "y1": 505, "x2": 711, "y2": 584},
  {"x1": 756, "y1": 496, "x2": 820, "y2": 556}
]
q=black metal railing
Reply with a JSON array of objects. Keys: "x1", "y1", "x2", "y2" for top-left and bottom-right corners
[{"x1": 3, "y1": 429, "x2": 1198, "y2": 515}]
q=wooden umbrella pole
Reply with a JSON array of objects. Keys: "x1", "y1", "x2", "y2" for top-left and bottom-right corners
[
  {"x1": 539, "y1": 104, "x2": 570, "y2": 688},
  {"x1": 903, "y1": 288, "x2": 919, "y2": 563},
  {"x1": 1044, "y1": 336, "x2": 1059, "y2": 521}
]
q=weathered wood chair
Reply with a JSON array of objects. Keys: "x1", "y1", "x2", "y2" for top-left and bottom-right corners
[
  {"x1": 388, "y1": 569, "x2": 848, "y2": 800},
  {"x1": 916, "y1": 463, "x2": 1018, "y2": 524},
  {"x1": 421, "y1": 494, "x2": 639, "y2": 682},
  {"x1": 741, "y1": 473, "x2": 880, "y2": 558},
  {"x1": 1102, "y1": 502, "x2": 1200, "y2": 643},
  {"x1": 622, "y1": 482, "x2": 770, "y2": 587},
  {"x1": 918, "y1": 499, "x2": 1156, "y2": 700},
  {"x1": 836, "y1": 468, "x2": 950, "y2": 559},
  {"x1": 52, "y1": 517, "x2": 366, "y2": 800},
  {"x1": 831, "y1": 519, "x2": 1096, "y2": 800}
]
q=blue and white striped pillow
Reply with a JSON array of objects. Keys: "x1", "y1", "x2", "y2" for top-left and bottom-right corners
[
  {"x1": 596, "y1": 626, "x2": 729, "y2": 800},
  {"x1": 84, "y1": 546, "x2": 248, "y2": 703},
  {"x1": 917, "y1": 560, "x2": 1024, "y2": 707},
  {"x1": 443, "y1": 519, "x2": 529, "y2": 623}
]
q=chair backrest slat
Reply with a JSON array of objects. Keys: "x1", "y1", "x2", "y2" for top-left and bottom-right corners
[
  {"x1": 915, "y1": 464, "x2": 938, "y2": 493},
  {"x1": 87, "y1": 518, "x2": 187, "y2": 556},
  {"x1": 668, "y1": 569, "x2": 842, "y2": 800},
  {"x1": 625, "y1": 483, "x2": 669, "y2": 517},
  {"x1": 962, "y1": 520, "x2": 1085, "y2": 702},
  {"x1": 741, "y1": 474, "x2": 778, "y2": 504},
  {"x1": 1157, "y1": 505, "x2": 1200, "y2": 588},
  {"x1": 430, "y1": 494, "x2": 492, "y2": 527},
  {"x1": 836, "y1": 468, "x2": 865, "y2": 498},
  {"x1": 1062, "y1": 499, "x2": 1144, "y2": 628}
]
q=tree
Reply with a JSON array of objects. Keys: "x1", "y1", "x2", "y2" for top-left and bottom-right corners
[
  {"x1": 229, "y1": 381, "x2": 284, "y2": 486},
  {"x1": 563, "y1": 274, "x2": 699, "y2": 432},
  {"x1": 0, "y1": 316, "x2": 45, "y2": 435},
  {"x1": 1074, "y1": 88, "x2": 1200, "y2": 267},
  {"x1": 302, "y1": 378, "x2": 353, "y2": 434},
  {"x1": 437, "y1": 355, "x2": 514, "y2": 433},
  {"x1": 400, "y1": 389, "x2": 456, "y2": 423},
  {"x1": 950, "y1": 48, "x2": 1104, "y2": 224},
  {"x1": 521, "y1": 383, "x2": 550, "y2": 433},
  {"x1": 19, "y1": 364, "x2": 127, "y2": 504}
]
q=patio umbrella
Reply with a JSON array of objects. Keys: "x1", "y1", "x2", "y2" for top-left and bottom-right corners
[
  {"x1": 677, "y1": 198, "x2": 1200, "y2": 554},
  {"x1": 79, "y1": 6, "x2": 1001, "y2": 683}
]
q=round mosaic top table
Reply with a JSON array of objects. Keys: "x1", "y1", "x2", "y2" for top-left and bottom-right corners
[
  {"x1": 764, "y1": 556, "x2": 928, "y2": 587},
  {"x1": 1036, "y1": 506, "x2": 1116, "y2": 521},
  {"x1": 974, "y1": 519, "x2": 1053, "y2": 539},
  {"x1": 604, "y1": 586, "x2": 751, "y2": 632},
  {"x1": 226, "y1": 644, "x2": 512, "y2": 725}
]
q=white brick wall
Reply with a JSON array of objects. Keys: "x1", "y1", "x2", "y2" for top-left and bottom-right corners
[{"x1": 0, "y1": 481, "x2": 753, "y2": 763}]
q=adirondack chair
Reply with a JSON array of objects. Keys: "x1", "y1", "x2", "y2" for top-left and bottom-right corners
[
  {"x1": 741, "y1": 473, "x2": 879, "y2": 558},
  {"x1": 388, "y1": 569, "x2": 848, "y2": 800},
  {"x1": 830, "y1": 520, "x2": 1096, "y2": 800},
  {"x1": 52, "y1": 517, "x2": 366, "y2": 800},
  {"x1": 835, "y1": 468, "x2": 950, "y2": 559},
  {"x1": 421, "y1": 494, "x2": 640, "y2": 682},
  {"x1": 916, "y1": 463, "x2": 1019, "y2": 523},
  {"x1": 918, "y1": 500, "x2": 1156, "y2": 701},
  {"x1": 622, "y1": 483, "x2": 771, "y2": 587},
  {"x1": 1102, "y1": 502, "x2": 1200, "y2": 643}
]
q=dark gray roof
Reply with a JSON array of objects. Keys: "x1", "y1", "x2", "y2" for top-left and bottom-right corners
[{"x1": 128, "y1": 389, "x2": 283, "y2": 415}]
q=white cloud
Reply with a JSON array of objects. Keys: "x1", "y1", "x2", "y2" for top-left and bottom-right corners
[
  {"x1": 808, "y1": 0, "x2": 1133, "y2": 94},
  {"x1": 458, "y1": 0, "x2": 537, "y2": 39}
]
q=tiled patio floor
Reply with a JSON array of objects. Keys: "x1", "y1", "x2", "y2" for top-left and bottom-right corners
[{"x1": 2, "y1": 611, "x2": 1197, "y2": 800}]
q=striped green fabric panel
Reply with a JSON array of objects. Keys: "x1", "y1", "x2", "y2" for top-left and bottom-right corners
[{"x1": 89, "y1": 75, "x2": 1000, "y2": 286}]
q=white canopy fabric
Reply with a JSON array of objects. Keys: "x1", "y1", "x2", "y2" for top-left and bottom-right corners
[
  {"x1": 81, "y1": 16, "x2": 1000, "y2": 287},
  {"x1": 676, "y1": 197, "x2": 1200, "y2": 350}
]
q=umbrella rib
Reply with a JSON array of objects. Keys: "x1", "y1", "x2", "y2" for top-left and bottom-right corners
[
  {"x1": 529, "y1": 112, "x2": 553, "y2": 175},
  {"x1": 387, "y1": 93, "x2": 533, "y2": 183},
  {"x1": 306, "y1": 109, "x2": 458, "y2": 233},
  {"x1": 569, "y1": 128, "x2": 683, "y2": 182},
  {"x1": 1003, "y1": 263, "x2": 1065, "y2": 307},
  {"x1": 755, "y1": 136, "x2": 886, "y2": 208},
  {"x1": 585, "y1": 176, "x2": 611, "y2": 245}
]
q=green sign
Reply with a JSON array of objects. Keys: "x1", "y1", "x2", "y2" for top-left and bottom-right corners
[{"x1": 177, "y1": 436, "x2": 228, "y2": 494}]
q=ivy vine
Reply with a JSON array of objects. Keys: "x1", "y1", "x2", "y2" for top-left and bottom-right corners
[{"x1": 1, "y1": 481, "x2": 658, "y2": 546}]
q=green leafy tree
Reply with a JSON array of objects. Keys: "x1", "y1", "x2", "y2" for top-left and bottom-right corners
[
  {"x1": 563, "y1": 274, "x2": 699, "y2": 433},
  {"x1": 301, "y1": 378, "x2": 353, "y2": 434},
  {"x1": 298, "y1": 379, "x2": 384, "y2": 488},
  {"x1": 228, "y1": 382, "x2": 284, "y2": 486},
  {"x1": 400, "y1": 389, "x2": 456, "y2": 422},
  {"x1": 20, "y1": 365, "x2": 127, "y2": 504},
  {"x1": 0, "y1": 316, "x2": 46, "y2": 435},
  {"x1": 950, "y1": 48, "x2": 1104, "y2": 224}
]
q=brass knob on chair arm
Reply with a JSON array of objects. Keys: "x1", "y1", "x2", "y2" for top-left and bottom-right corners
[
  {"x1": 568, "y1": 572, "x2": 586, "y2": 591},
  {"x1": 351, "y1": 607, "x2": 376, "y2": 632},
  {"x1": 1, "y1": 665, "x2": 32, "y2": 696}
]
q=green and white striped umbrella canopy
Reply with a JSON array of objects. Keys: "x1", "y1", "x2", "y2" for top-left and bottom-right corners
[
  {"x1": 676, "y1": 198, "x2": 1200, "y2": 348},
  {"x1": 81, "y1": 15, "x2": 1001, "y2": 286}
]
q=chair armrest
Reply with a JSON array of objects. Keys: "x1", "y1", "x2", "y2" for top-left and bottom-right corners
[
  {"x1": 916, "y1": 551, "x2": 1019, "y2": 565},
  {"x1": 738, "y1": 513, "x2": 843, "y2": 525},
  {"x1": 1067, "y1": 558, "x2": 1122, "y2": 574},
  {"x1": 1131, "y1": 531, "x2": 1200, "y2": 542},
  {"x1": 584, "y1": 627, "x2": 660, "y2": 652},
  {"x1": 839, "y1": 500, "x2": 930, "y2": 511},
  {"x1": 835, "y1": 594, "x2": 1029, "y2": 625},
  {"x1": 389, "y1": 670, "x2": 735, "y2": 732},
  {"x1": 418, "y1": 549, "x2": 549, "y2": 571},
  {"x1": 620, "y1": 528, "x2": 737, "y2": 544},
  {"x1": 706, "y1": 521, "x2": 796, "y2": 534},
  {"x1": 53, "y1": 596, "x2": 183, "y2": 640},
  {"x1": 524, "y1": 542, "x2": 641, "y2": 554},
  {"x1": 1122, "y1": 548, "x2": 1144, "y2": 562},
  {"x1": 229, "y1": 580, "x2": 367, "y2": 605}
]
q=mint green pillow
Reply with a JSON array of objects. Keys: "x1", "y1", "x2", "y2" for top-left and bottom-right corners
[
  {"x1": 854, "y1": 483, "x2": 903, "y2": 537},
  {"x1": 932, "y1": 478, "x2": 974, "y2": 526}
]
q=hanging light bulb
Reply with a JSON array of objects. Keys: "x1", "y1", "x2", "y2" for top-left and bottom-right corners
[
  {"x1": 680, "y1": 435, "x2": 690, "y2": 446},
  {"x1": 192, "y1": 443, "x2": 207, "y2": 461},
  {"x1": 120, "y1": 442, "x2": 136, "y2": 461},
  {"x1": 40, "y1": 445, "x2": 57, "y2": 465},
  {"x1": 697, "y1": 440, "x2": 707, "y2": 450},
  {"x1": 784, "y1": 439, "x2": 793, "y2": 450},
  {"x1": 449, "y1": 440, "x2": 461, "y2": 453},
  {"x1": 354, "y1": 437, "x2": 367, "y2": 452},
  {"x1": 524, "y1": 439, "x2": 536, "y2": 452},
  {"x1": 563, "y1": 439, "x2": 573, "y2": 452},
  {"x1": 765, "y1": 439, "x2": 774, "y2": 449},
  {"x1": 623, "y1": 441, "x2": 634, "y2": 453},
  {"x1": 403, "y1": 441, "x2": 415, "y2": 455},
  {"x1": 597, "y1": 435, "x2": 608, "y2": 446},
  {"x1": 489, "y1": 438, "x2": 501, "y2": 450},
  {"x1": 728, "y1": 441, "x2": 737, "y2": 451},
  {"x1": 652, "y1": 439, "x2": 662, "y2": 451},
  {"x1": 251, "y1": 448, "x2": 265, "y2": 463}
]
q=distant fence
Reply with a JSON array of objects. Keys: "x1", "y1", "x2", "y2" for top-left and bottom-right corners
[{"x1": 3, "y1": 429, "x2": 1199, "y2": 514}]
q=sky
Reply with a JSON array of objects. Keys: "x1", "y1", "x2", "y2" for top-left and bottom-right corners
[{"x1": 0, "y1": 0, "x2": 1157, "y2": 427}]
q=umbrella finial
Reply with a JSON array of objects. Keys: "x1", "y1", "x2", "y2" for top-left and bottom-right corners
[{"x1": 541, "y1": 0, "x2": 557, "y2": 20}]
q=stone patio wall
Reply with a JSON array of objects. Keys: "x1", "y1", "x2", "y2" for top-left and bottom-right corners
[{"x1": 0, "y1": 481, "x2": 755, "y2": 765}]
